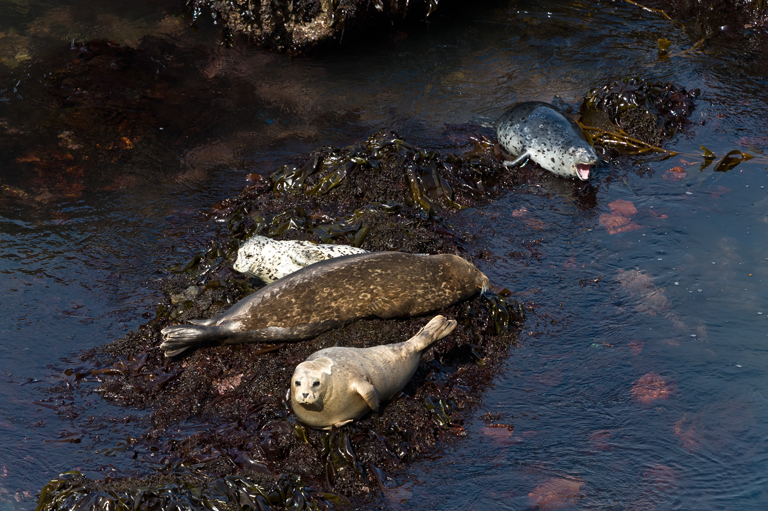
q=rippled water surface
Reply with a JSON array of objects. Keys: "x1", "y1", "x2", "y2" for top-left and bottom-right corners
[{"x1": 1, "y1": 0, "x2": 767, "y2": 508}]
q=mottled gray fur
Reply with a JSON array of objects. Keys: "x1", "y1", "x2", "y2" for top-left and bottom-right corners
[
  {"x1": 496, "y1": 101, "x2": 597, "y2": 181},
  {"x1": 233, "y1": 235, "x2": 367, "y2": 283}
]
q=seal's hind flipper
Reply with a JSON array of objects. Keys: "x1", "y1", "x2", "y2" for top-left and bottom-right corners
[
  {"x1": 407, "y1": 315, "x2": 457, "y2": 352},
  {"x1": 503, "y1": 150, "x2": 530, "y2": 169},
  {"x1": 369, "y1": 297, "x2": 401, "y2": 319},
  {"x1": 163, "y1": 346, "x2": 192, "y2": 357},
  {"x1": 189, "y1": 318, "x2": 216, "y2": 326},
  {"x1": 160, "y1": 324, "x2": 229, "y2": 357}
]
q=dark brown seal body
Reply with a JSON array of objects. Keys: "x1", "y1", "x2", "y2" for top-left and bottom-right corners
[{"x1": 160, "y1": 252, "x2": 488, "y2": 356}]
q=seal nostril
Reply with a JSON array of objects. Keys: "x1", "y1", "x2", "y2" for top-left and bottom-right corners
[{"x1": 302, "y1": 392, "x2": 308, "y2": 398}]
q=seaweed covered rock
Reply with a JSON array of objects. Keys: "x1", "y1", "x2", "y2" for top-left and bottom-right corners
[
  {"x1": 579, "y1": 78, "x2": 698, "y2": 148},
  {"x1": 643, "y1": 0, "x2": 768, "y2": 42},
  {"x1": 39, "y1": 130, "x2": 527, "y2": 510},
  {"x1": 187, "y1": 0, "x2": 445, "y2": 52}
]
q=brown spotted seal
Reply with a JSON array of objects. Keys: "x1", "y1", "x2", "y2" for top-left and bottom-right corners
[
  {"x1": 291, "y1": 315, "x2": 457, "y2": 429},
  {"x1": 160, "y1": 252, "x2": 488, "y2": 356}
]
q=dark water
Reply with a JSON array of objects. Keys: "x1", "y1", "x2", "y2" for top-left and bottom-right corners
[{"x1": 1, "y1": 0, "x2": 767, "y2": 508}]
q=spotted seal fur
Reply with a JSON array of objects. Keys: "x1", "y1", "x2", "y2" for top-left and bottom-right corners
[
  {"x1": 496, "y1": 101, "x2": 598, "y2": 181},
  {"x1": 233, "y1": 235, "x2": 367, "y2": 283},
  {"x1": 160, "y1": 252, "x2": 488, "y2": 356},
  {"x1": 291, "y1": 315, "x2": 457, "y2": 429}
]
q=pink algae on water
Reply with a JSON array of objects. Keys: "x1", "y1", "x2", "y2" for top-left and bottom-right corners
[
  {"x1": 528, "y1": 477, "x2": 585, "y2": 510},
  {"x1": 600, "y1": 199, "x2": 641, "y2": 235},
  {"x1": 631, "y1": 372, "x2": 674, "y2": 405}
]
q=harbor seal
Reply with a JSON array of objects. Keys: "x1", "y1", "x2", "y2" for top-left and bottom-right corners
[
  {"x1": 495, "y1": 101, "x2": 598, "y2": 181},
  {"x1": 233, "y1": 235, "x2": 367, "y2": 283},
  {"x1": 291, "y1": 315, "x2": 457, "y2": 429},
  {"x1": 160, "y1": 252, "x2": 488, "y2": 356}
]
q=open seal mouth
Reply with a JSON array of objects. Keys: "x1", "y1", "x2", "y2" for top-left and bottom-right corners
[{"x1": 576, "y1": 164, "x2": 591, "y2": 181}]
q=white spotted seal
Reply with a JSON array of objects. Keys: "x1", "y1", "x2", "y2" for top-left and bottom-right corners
[
  {"x1": 233, "y1": 235, "x2": 367, "y2": 283},
  {"x1": 496, "y1": 101, "x2": 598, "y2": 181},
  {"x1": 291, "y1": 315, "x2": 457, "y2": 429},
  {"x1": 160, "y1": 252, "x2": 488, "y2": 357}
]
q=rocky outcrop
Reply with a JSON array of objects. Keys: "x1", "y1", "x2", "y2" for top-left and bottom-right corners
[{"x1": 188, "y1": 0, "x2": 442, "y2": 52}]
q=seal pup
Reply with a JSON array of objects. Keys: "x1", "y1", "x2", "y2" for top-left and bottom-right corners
[
  {"x1": 233, "y1": 235, "x2": 367, "y2": 283},
  {"x1": 495, "y1": 101, "x2": 598, "y2": 181},
  {"x1": 291, "y1": 315, "x2": 457, "y2": 429},
  {"x1": 160, "y1": 252, "x2": 488, "y2": 356}
]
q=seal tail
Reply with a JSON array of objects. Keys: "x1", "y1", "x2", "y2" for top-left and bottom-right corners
[{"x1": 407, "y1": 315, "x2": 457, "y2": 352}]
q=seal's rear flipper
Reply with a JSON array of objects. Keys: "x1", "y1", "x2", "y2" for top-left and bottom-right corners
[
  {"x1": 503, "y1": 151, "x2": 530, "y2": 169},
  {"x1": 162, "y1": 319, "x2": 342, "y2": 356},
  {"x1": 189, "y1": 318, "x2": 216, "y2": 326},
  {"x1": 160, "y1": 324, "x2": 231, "y2": 357},
  {"x1": 407, "y1": 315, "x2": 457, "y2": 352}
]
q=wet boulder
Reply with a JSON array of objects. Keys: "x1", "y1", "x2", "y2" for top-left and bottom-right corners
[{"x1": 187, "y1": 0, "x2": 443, "y2": 52}]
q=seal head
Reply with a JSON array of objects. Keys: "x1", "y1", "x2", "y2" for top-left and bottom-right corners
[
  {"x1": 496, "y1": 101, "x2": 598, "y2": 181},
  {"x1": 293, "y1": 357, "x2": 333, "y2": 408}
]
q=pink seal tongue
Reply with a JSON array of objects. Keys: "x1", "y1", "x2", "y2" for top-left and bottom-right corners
[{"x1": 577, "y1": 164, "x2": 590, "y2": 180}]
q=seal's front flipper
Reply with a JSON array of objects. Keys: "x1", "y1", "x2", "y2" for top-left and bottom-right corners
[
  {"x1": 352, "y1": 378, "x2": 380, "y2": 412},
  {"x1": 369, "y1": 297, "x2": 402, "y2": 319},
  {"x1": 290, "y1": 247, "x2": 328, "y2": 267},
  {"x1": 503, "y1": 151, "x2": 530, "y2": 169}
]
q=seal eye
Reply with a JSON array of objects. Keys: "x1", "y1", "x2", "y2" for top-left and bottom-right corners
[
  {"x1": 294, "y1": 381, "x2": 301, "y2": 387},
  {"x1": 312, "y1": 381, "x2": 320, "y2": 387}
]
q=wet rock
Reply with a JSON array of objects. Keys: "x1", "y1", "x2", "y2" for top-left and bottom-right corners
[
  {"x1": 188, "y1": 0, "x2": 446, "y2": 52},
  {"x1": 40, "y1": 131, "x2": 528, "y2": 509},
  {"x1": 170, "y1": 285, "x2": 200, "y2": 305},
  {"x1": 644, "y1": 0, "x2": 768, "y2": 43},
  {"x1": 579, "y1": 78, "x2": 698, "y2": 147}
]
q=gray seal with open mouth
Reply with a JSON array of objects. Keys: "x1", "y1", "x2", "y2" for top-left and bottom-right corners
[
  {"x1": 290, "y1": 315, "x2": 457, "y2": 429},
  {"x1": 496, "y1": 101, "x2": 598, "y2": 181},
  {"x1": 160, "y1": 252, "x2": 488, "y2": 357}
]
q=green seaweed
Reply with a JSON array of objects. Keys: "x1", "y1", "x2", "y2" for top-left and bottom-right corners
[
  {"x1": 713, "y1": 149, "x2": 755, "y2": 173},
  {"x1": 306, "y1": 160, "x2": 357, "y2": 196},
  {"x1": 272, "y1": 154, "x2": 322, "y2": 193},
  {"x1": 424, "y1": 397, "x2": 453, "y2": 429},
  {"x1": 580, "y1": 78, "x2": 698, "y2": 146},
  {"x1": 481, "y1": 291, "x2": 525, "y2": 335}
]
